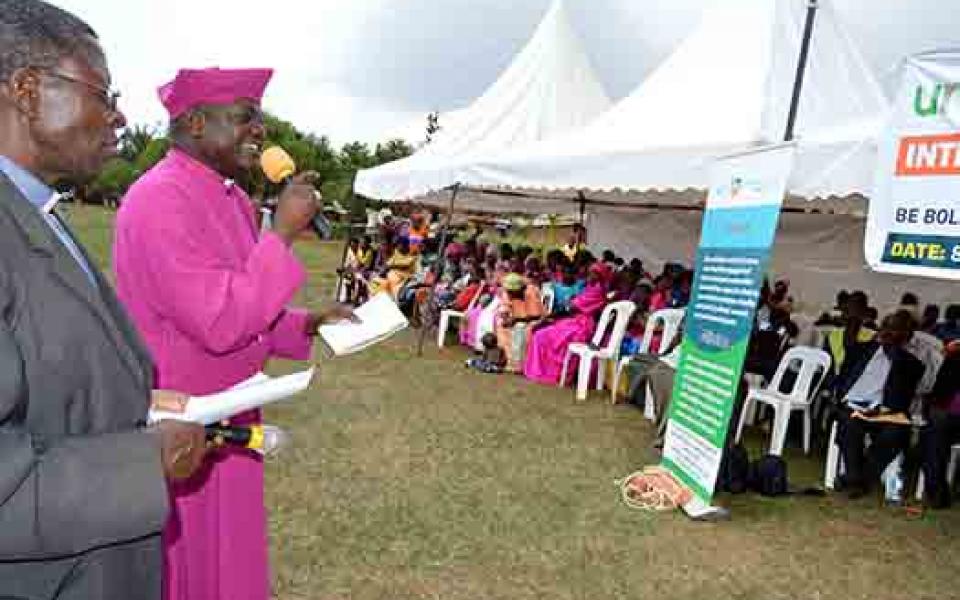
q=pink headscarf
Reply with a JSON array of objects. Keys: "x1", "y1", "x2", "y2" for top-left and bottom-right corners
[{"x1": 589, "y1": 262, "x2": 614, "y2": 286}]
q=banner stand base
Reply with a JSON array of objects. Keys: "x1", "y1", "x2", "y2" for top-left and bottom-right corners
[{"x1": 681, "y1": 496, "x2": 731, "y2": 522}]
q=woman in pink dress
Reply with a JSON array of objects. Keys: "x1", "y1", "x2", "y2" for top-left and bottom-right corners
[{"x1": 523, "y1": 263, "x2": 613, "y2": 385}]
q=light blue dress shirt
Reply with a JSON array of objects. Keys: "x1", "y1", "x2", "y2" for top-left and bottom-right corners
[{"x1": 0, "y1": 155, "x2": 98, "y2": 286}]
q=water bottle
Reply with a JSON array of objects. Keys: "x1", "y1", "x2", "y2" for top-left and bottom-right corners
[{"x1": 882, "y1": 454, "x2": 904, "y2": 504}]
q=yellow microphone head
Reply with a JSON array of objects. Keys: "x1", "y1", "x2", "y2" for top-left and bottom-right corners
[{"x1": 260, "y1": 146, "x2": 296, "y2": 184}]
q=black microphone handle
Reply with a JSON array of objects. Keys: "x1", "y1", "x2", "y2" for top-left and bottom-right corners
[
  {"x1": 272, "y1": 175, "x2": 332, "y2": 240},
  {"x1": 205, "y1": 424, "x2": 253, "y2": 447}
]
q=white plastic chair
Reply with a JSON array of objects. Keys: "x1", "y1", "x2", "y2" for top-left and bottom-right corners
[
  {"x1": 560, "y1": 301, "x2": 636, "y2": 401},
  {"x1": 610, "y1": 308, "x2": 685, "y2": 407},
  {"x1": 436, "y1": 285, "x2": 483, "y2": 348},
  {"x1": 735, "y1": 346, "x2": 832, "y2": 456},
  {"x1": 540, "y1": 284, "x2": 556, "y2": 316}
]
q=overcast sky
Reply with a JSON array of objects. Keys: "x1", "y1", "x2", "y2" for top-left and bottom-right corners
[{"x1": 53, "y1": 0, "x2": 958, "y2": 147}]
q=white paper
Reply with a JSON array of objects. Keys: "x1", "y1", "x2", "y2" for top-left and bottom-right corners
[
  {"x1": 317, "y1": 293, "x2": 408, "y2": 356},
  {"x1": 147, "y1": 368, "x2": 314, "y2": 425}
]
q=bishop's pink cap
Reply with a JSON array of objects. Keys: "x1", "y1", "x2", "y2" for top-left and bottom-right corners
[{"x1": 158, "y1": 67, "x2": 273, "y2": 119}]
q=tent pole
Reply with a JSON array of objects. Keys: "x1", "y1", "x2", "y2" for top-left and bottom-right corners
[
  {"x1": 784, "y1": 0, "x2": 819, "y2": 141},
  {"x1": 577, "y1": 191, "x2": 587, "y2": 245},
  {"x1": 416, "y1": 183, "x2": 461, "y2": 357},
  {"x1": 335, "y1": 179, "x2": 361, "y2": 304}
]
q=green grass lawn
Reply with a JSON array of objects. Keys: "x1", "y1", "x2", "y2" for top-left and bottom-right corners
[{"x1": 67, "y1": 204, "x2": 960, "y2": 600}]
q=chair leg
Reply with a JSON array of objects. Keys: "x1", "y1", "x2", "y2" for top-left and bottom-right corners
[
  {"x1": 735, "y1": 396, "x2": 753, "y2": 445},
  {"x1": 611, "y1": 361, "x2": 625, "y2": 405},
  {"x1": 595, "y1": 358, "x2": 605, "y2": 391},
  {"x1": 824, "y1": 422, "x2": 840, "y2": 490},
  {"x1": 437, "y1": 314, "x2": 449, "y2": 348},
  {"x1": 643, "y1": 382, "x2": 656, "y2": 421},
  {"x1": 948, "y1": 447, "x2": 960, "y2": 487},
  {"x1": 744, "y1": 400, "x2": 759, "y2": 427},
  {"x1": 770, "y1": 403, "x2": 789, "y2": 456},
  {"x1": 575, "y1": 354, "x2": 592, "y2": 401},
  {"x1": 802, "y1": 408, "x2": 812, "y2": 455},
  {"x1": 559, "y1": 351, "x2": 572, "y2": 389}
]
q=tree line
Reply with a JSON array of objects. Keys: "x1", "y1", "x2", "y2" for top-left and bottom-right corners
[{"x1": 88, "y1": 112, "x2": 414, "y2": 213}]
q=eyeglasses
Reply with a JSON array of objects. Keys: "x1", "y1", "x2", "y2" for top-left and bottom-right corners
[
  {"x1": 45, "y1": 71, "x2": 121, "y2": 113},
  {"x1": 226, "y1": 104, "x2": 264, "y2": 126}
]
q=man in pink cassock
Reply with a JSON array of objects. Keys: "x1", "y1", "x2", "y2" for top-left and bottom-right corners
[{"x1": 113, "y1": 67, "x2": 346, "y2": 600}]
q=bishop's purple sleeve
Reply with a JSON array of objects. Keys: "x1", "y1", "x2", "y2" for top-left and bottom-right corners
[
  {"x1": 134, "y1": 206, "x2": 307, "y2": 354},
  {"x1": 269, "y1": 308, "x2": 312, "y2": 360}
]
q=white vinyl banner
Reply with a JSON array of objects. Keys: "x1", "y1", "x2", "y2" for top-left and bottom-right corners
[{"x1": 866, "y1": 51, "x2": 960, "y2": 280}]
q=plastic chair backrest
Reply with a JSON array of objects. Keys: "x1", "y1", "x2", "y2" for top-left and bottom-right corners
[
  {"x1": 590, "y1": 301, "x2": 637, "y2": 351},
  {"x1": 541, "y1": 284, "x2": 556, "y2": 315},
  {"x1": 764, "y1": 346, "x2": 832, "y2": 404},
  {"x1": 638, "y1": 308, "x2": 685, "y2": 355}
]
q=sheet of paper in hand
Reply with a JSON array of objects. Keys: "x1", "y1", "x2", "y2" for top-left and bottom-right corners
[
  {"x1": 147, "y1": 368, "x2": 315, "y2": 425},
  {"x1": 317, "y1": 292, "x2": 408, "y2": 357}
]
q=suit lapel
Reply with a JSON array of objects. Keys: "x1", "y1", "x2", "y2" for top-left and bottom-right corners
[
  {"x1": 52, "y1": 208, "x2": 155, "y2": 387},
  {"x1": 0, "y1": 177, "x2": 148, "y2": 386}
]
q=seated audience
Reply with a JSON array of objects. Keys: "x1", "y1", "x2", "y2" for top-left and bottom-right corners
[
  {"x1": 523, "y1": 255, "x2": 546, "y2": 287},
  {"x1": 451, "y1": 269, "x2": 485, "y2": 312},
  {"x1": 833, "y1": 290, "x2": 851, "y2": 322},
  {"x1": 371, "y1": 237, "x2": 417, "y2": 299},
  {"x1": 628, "y1": 258, "x2": 652, "y2": 282},
  {"x1": 524, "y1": 263, "x2": 613, "y2": 385},
  {"x1": 669, "y1": 270, "x2": 693, "y2": 308},
  {"x1": 561, "y1": 228, "x2": 586, "y2": 262},
  {"x1": 545, "y1": 249, "x2": 566, "y2": 279},
  {"x1": 551, "y1": 262, "x2": 585, "y2": 315},
  {"x1": 406, "y1": 212, "x2": 430, "y2": 253},
  {"x1": 340, "y1": 238, "x2": 365, "y2": 304},
  {"x1": 745, "y1": 307, "x2": 798, "y2": 382},
  {"x1": 934, "y1": 304, "x2": 960, "y2": 343},
  {"x1": 837, "y1": 311, "x2": 938, "y2": 499},
  {"x1": 495, "y1": 273, "x2": 545, "y2": 373},
  {"x1": 494, "y1": 244, "x2": 515, "y2": 283},
  {"x1": 920, "y1": 304, "x2": 941, "y2": 335},
  {"x1": 515, "y1": 245, "x2": 535, "y2": 271},
  {"x1": 899, "y1": 292, "x2": 921, "y2": 320},
  {"x1": 769, "y1": 279, "x2": 794, "y2": 314},
  {"x1": 649, "y1": 275, "x2": 673, "y2": 311},
  {"x1": 824, "y1": 292, "x2": 876, "y2": 381}
]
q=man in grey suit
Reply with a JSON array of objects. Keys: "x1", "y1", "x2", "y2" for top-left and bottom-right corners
[{"x1": 0, "y1": 2, "x2": 208, "y2": 598}]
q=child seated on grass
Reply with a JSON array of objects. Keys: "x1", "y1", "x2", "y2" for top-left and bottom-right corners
[{"x1": 465, "y1": 333, "x2": 507, "y2": 374}]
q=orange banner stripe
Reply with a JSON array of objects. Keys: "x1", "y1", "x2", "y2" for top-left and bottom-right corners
[{"x1": 896, "y1": 132, "x2": 960, "y2": 176}]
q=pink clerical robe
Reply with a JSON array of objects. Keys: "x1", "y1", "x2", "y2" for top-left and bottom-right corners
[{"x1": 114, "y1": 148, "x2": 313, "y2": 600}]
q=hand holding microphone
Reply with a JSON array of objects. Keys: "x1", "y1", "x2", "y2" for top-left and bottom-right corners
[{"x1": 260, "y1": 146, "x2": 332, "y2": 245}]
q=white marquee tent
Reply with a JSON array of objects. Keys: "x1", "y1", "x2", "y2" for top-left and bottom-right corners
[
  {"x1": 365, "y1": 0, "x2": 888, "y2": 203},
  {"x1": 355, "y1": 0, "x2": 611, "y2": 200},
  {"x1": 356, "y1": 0, "x2": 957, "y2": 308}
]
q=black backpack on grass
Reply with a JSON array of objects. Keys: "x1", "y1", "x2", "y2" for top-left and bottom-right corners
[
  {"x1": 749, "y1": 454, "x2": 789, "y2": 497},
  {"x1": 717, "y1": 444, "x2": 751, "y2": 494}
]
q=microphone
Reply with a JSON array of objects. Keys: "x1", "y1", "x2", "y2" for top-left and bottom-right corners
[
  {"x1": 260, "y1": 146, "x2": 333, "y2": 240},
  {"x1": 205, "y1": 423, "x2": 290, "y2": 457}
]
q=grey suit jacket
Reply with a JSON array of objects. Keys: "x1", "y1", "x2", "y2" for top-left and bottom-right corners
[{"x1": 0, "y1": 175, "x2": 168, "y2": 600}]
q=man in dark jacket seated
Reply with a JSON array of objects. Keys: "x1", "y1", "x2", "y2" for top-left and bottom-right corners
[{"x1": 836, "y1": 311, "x2": 926, "y2": 499}]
